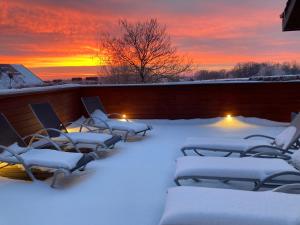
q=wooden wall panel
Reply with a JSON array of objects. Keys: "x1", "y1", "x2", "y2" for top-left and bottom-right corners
[
  {"x1": 0, "y1": 88, "x2": 83, "y2": 137},
  {"x1": 0, "y1": 82, "x2": 300, "y2": 138},
  {"x1": 82, "y1": 82, "x2": 300, "y2": 122}
]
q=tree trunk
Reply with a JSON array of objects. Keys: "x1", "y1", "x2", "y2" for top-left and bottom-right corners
[{"x1": 139, "y1": 67, "x2": 146, "y2": 83}]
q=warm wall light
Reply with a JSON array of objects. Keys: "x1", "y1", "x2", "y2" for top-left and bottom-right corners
[
  {"x1": 122, "y1": 114, "x2": 127, "y2": 119},
  {"x1": 226, "y1": 114, "x2": 232, "y2": 120}
]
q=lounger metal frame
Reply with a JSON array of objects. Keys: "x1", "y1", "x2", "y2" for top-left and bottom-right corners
[
  {"x1": 30, "y1": 103, "x2": 121, "y2": 157},
  {"x1": 181, "y1": 132, "x2": 300, "y2": 157},
  {"x1": 182, "y1": 114, "x2": 300, "y2": 157},
  {"x1": 0, "y1": 113, "x2": 96, "y2": 187},
  {"x1": 81, "y1": 96, "x2": 152, "y2": 141},
  {"x1": 0, "y1": 145, "x2": 95, "y2": 187},
  {"x1": 175, "y1": 152, "x2": 300, "y2": 191}
]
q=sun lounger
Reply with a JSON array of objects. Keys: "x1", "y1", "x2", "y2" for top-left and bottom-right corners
[
  {"x1": 181, "y1": 113, "x2": 300, "y2": 157},
  {"x1": 174, "y1": 151, "x2": 300, "y2": 190},
  {"x1": 30, "y1": 102, "x2": 122, "y2": 156},
  {"x1": 159, "y1": 185, "x2": 300, "y2": 225},
  {"x1": 0, "y1": 113, "x2": 95, "y2": 187},
  {"x1": 81, "y1": 96, "x2": 152, "y2": 141}
]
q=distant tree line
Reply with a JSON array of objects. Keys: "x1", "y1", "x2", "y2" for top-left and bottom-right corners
[
  {"x1": 96, "y1": 18, "x2": 300, "y2": 84},
  {"x1": 193, "y1": 62, "x2": 300, "y2": 81}
]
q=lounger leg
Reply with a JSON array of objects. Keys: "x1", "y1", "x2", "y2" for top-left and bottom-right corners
[
  {"x1": 224, "y1": 152, "x2": 233, "y2": 157},
  {"x1": 142, "y1": 131, "x2": 146, "y2": 136},
  {"x1": 181, "y1": 148, "x2": 188, "y2": 156},
  {"x1": 192, "y1": 178, "x2": 200, "y2": 183},
  {"x1": 23, "y1": 165, "x2": 37, "y2": 182},
  {"x1": 89, "y1": 152, "x2": 99, "y2": 160},
  {"x1": 79, "y1": 166, "x2": 85, "y2": 171},
  {"x1": 182, "y1": 148, "x2": 233, "y2": 157},
  {"x1": 124, "y1": 132, "x2": 129, "y2": 142},
  {"x1": 93, "y1": 147, "x2": 101, "y2": 160},
  {"x1": 193, "y1": 150, "x2": 204, "y2": 156},
  {"x1": 253, "y1": 181, "x2": 262, "y2": 191},
  {"x1": 174, "y1": 178, "x2": 182, "y2": 186},
  {"x1": 51, "y1": 169, "x2": 70, "y2": 188}
]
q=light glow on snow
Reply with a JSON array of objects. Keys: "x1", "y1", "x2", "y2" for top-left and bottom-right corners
[{"x1": 212, "y1": 116, "x2": 255, "y2": 129}]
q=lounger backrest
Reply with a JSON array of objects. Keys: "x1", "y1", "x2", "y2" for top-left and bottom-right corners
[
  {"x1": 81, "y1": 96, "x2": 107, "y2": 115},
  {"x1": 275, "y1": 113, "x2": 300, "y2": 149},
  {"x1": 289, "y1": 113, "x2": 300, "y2": 148},
  {"x1": 0, "y1": 113, "x2": 26, "y2": 147},
  {"x1": 30, "y1": 103, "x2": 68, "y2": 138}
]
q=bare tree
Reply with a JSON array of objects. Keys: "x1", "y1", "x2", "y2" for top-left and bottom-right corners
[{"x1": 97, "y1": 19, "x2": 191, "y2": 83}]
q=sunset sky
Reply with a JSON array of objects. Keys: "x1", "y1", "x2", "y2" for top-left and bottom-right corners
[{"x1": 0, "y1": 0, "x2": 299, "y2": 80}]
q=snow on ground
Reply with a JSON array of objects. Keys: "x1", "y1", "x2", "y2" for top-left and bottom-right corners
[{"x1": 0, "y1": 117, "x2": 287, "y2": 225}]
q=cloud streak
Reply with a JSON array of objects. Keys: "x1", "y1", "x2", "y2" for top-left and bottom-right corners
[{"x1": 0, "y1": 0, "x2": 299, "y2": 79}]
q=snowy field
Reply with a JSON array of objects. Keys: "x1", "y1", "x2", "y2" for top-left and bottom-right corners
[{"x1": 0, "y1": 117, "x2": 287, "y2": 225}]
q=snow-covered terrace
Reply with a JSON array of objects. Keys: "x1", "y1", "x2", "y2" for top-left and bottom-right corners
[
  {"x1": 0, "y1": 117, "x2": 287, "y2": 225},
  {"x1": 0, "y1": 82, "x2": 299, "y2": 225}
]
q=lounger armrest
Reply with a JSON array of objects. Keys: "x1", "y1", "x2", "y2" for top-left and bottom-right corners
[
  {"x1": 256, "y1": 171, "x2": 300, "y2": 191},
  {"x1": 23, "y1": 134, "x2": 63, "y2": 151},
  {"x1": 252, "y1": 152, "x2": 291, "y2": 160},
  {"x1": 290, "y1": 140, "x2": 300, "y2": 150},
  {"x1": 35, "y1": 128, "x2": 81, "y2": 153},
  {"x1": 88, "y1": 116, "x2": 113, "y2": 134},
  {"x1": 0, "y1": 145, "x2": 26, "y2": 164},
  {"x1": 242, "y1": 145, "x2": 288, "y2": 157},
  {"x1": 244, "y1": 134, "x2": 275, "y2": 140},
  {"x1": 272, "y1": 184, "x2": 300, "y2": 194},
  {"x1": 107, "y1": 113, "x2": 129, "y2": 122}
]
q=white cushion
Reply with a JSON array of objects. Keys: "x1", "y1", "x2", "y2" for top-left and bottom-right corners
[
  {"x1": 52, "y1": 132, "x2": 113, "y2": 145},
  {"x1": 291, "y1": 151, "x2": 300, "y2": 170},
  {"x1": 0, "y1": 142, "x2": 28, "y2": 157},
  {"x1": 106, "y1": 120, "x2": 150, "y2": 134},
  {"x1": 0, "y1": 147, "x2": 83, "y2": 170},
  {"x1": 183, "y1": 137, "x2": 272, "y2": 152},
  {"x1": 274, "y1": 126, "x2": 297, "y2": 149},
  {"x1": 19, "y1": 149, "x2": 82, "y2": 169},
  {"x1": 91, "y1": 109, "x2": 108, "y2": 122},
  {"x1": 159, "y1": 187, "x2": 300, "y2": 225},
  {"x1": 175, "y1": 156, "x2": 297, "y2": 180}
]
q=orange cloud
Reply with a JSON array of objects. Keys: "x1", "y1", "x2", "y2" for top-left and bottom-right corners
[{"x1": 0, "y1": 0, "x2": 299, "y2": 80}]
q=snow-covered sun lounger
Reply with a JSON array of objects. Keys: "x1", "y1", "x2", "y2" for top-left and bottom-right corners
[
  {"x1": 0, "y1": 113, "x2": 95, "y2": 187},
  {"x1": 30, "y1": 102, "x2": 122, "y2": 156},
  {"x1": 181, "y1": 113, "x2": 300, "y2": 157},
  {"x1": 174, "y1": 152, "x2": 300, "y2": 190},
  {"x1": 159, "y1": 185, "x2": 300, "y2": 225},
  {"x1": 81, "y1": 96, "x2": 152, "y2": 141}
]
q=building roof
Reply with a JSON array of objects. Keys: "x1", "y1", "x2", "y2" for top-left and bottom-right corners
[
  {"x1": 0, "y1": 64, "x2": 43, "y2": 89},
  {"x1": 282, "y1": 0, "x2": 300, "y2": 31}
]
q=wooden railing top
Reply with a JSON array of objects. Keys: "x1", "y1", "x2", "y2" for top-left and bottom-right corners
[
  {"x1": 1, "y1": 80, "x2": 300, "y2": 98},
  {"x1": 0, "y1": 84, "x2": 81, "y2": 98}
]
